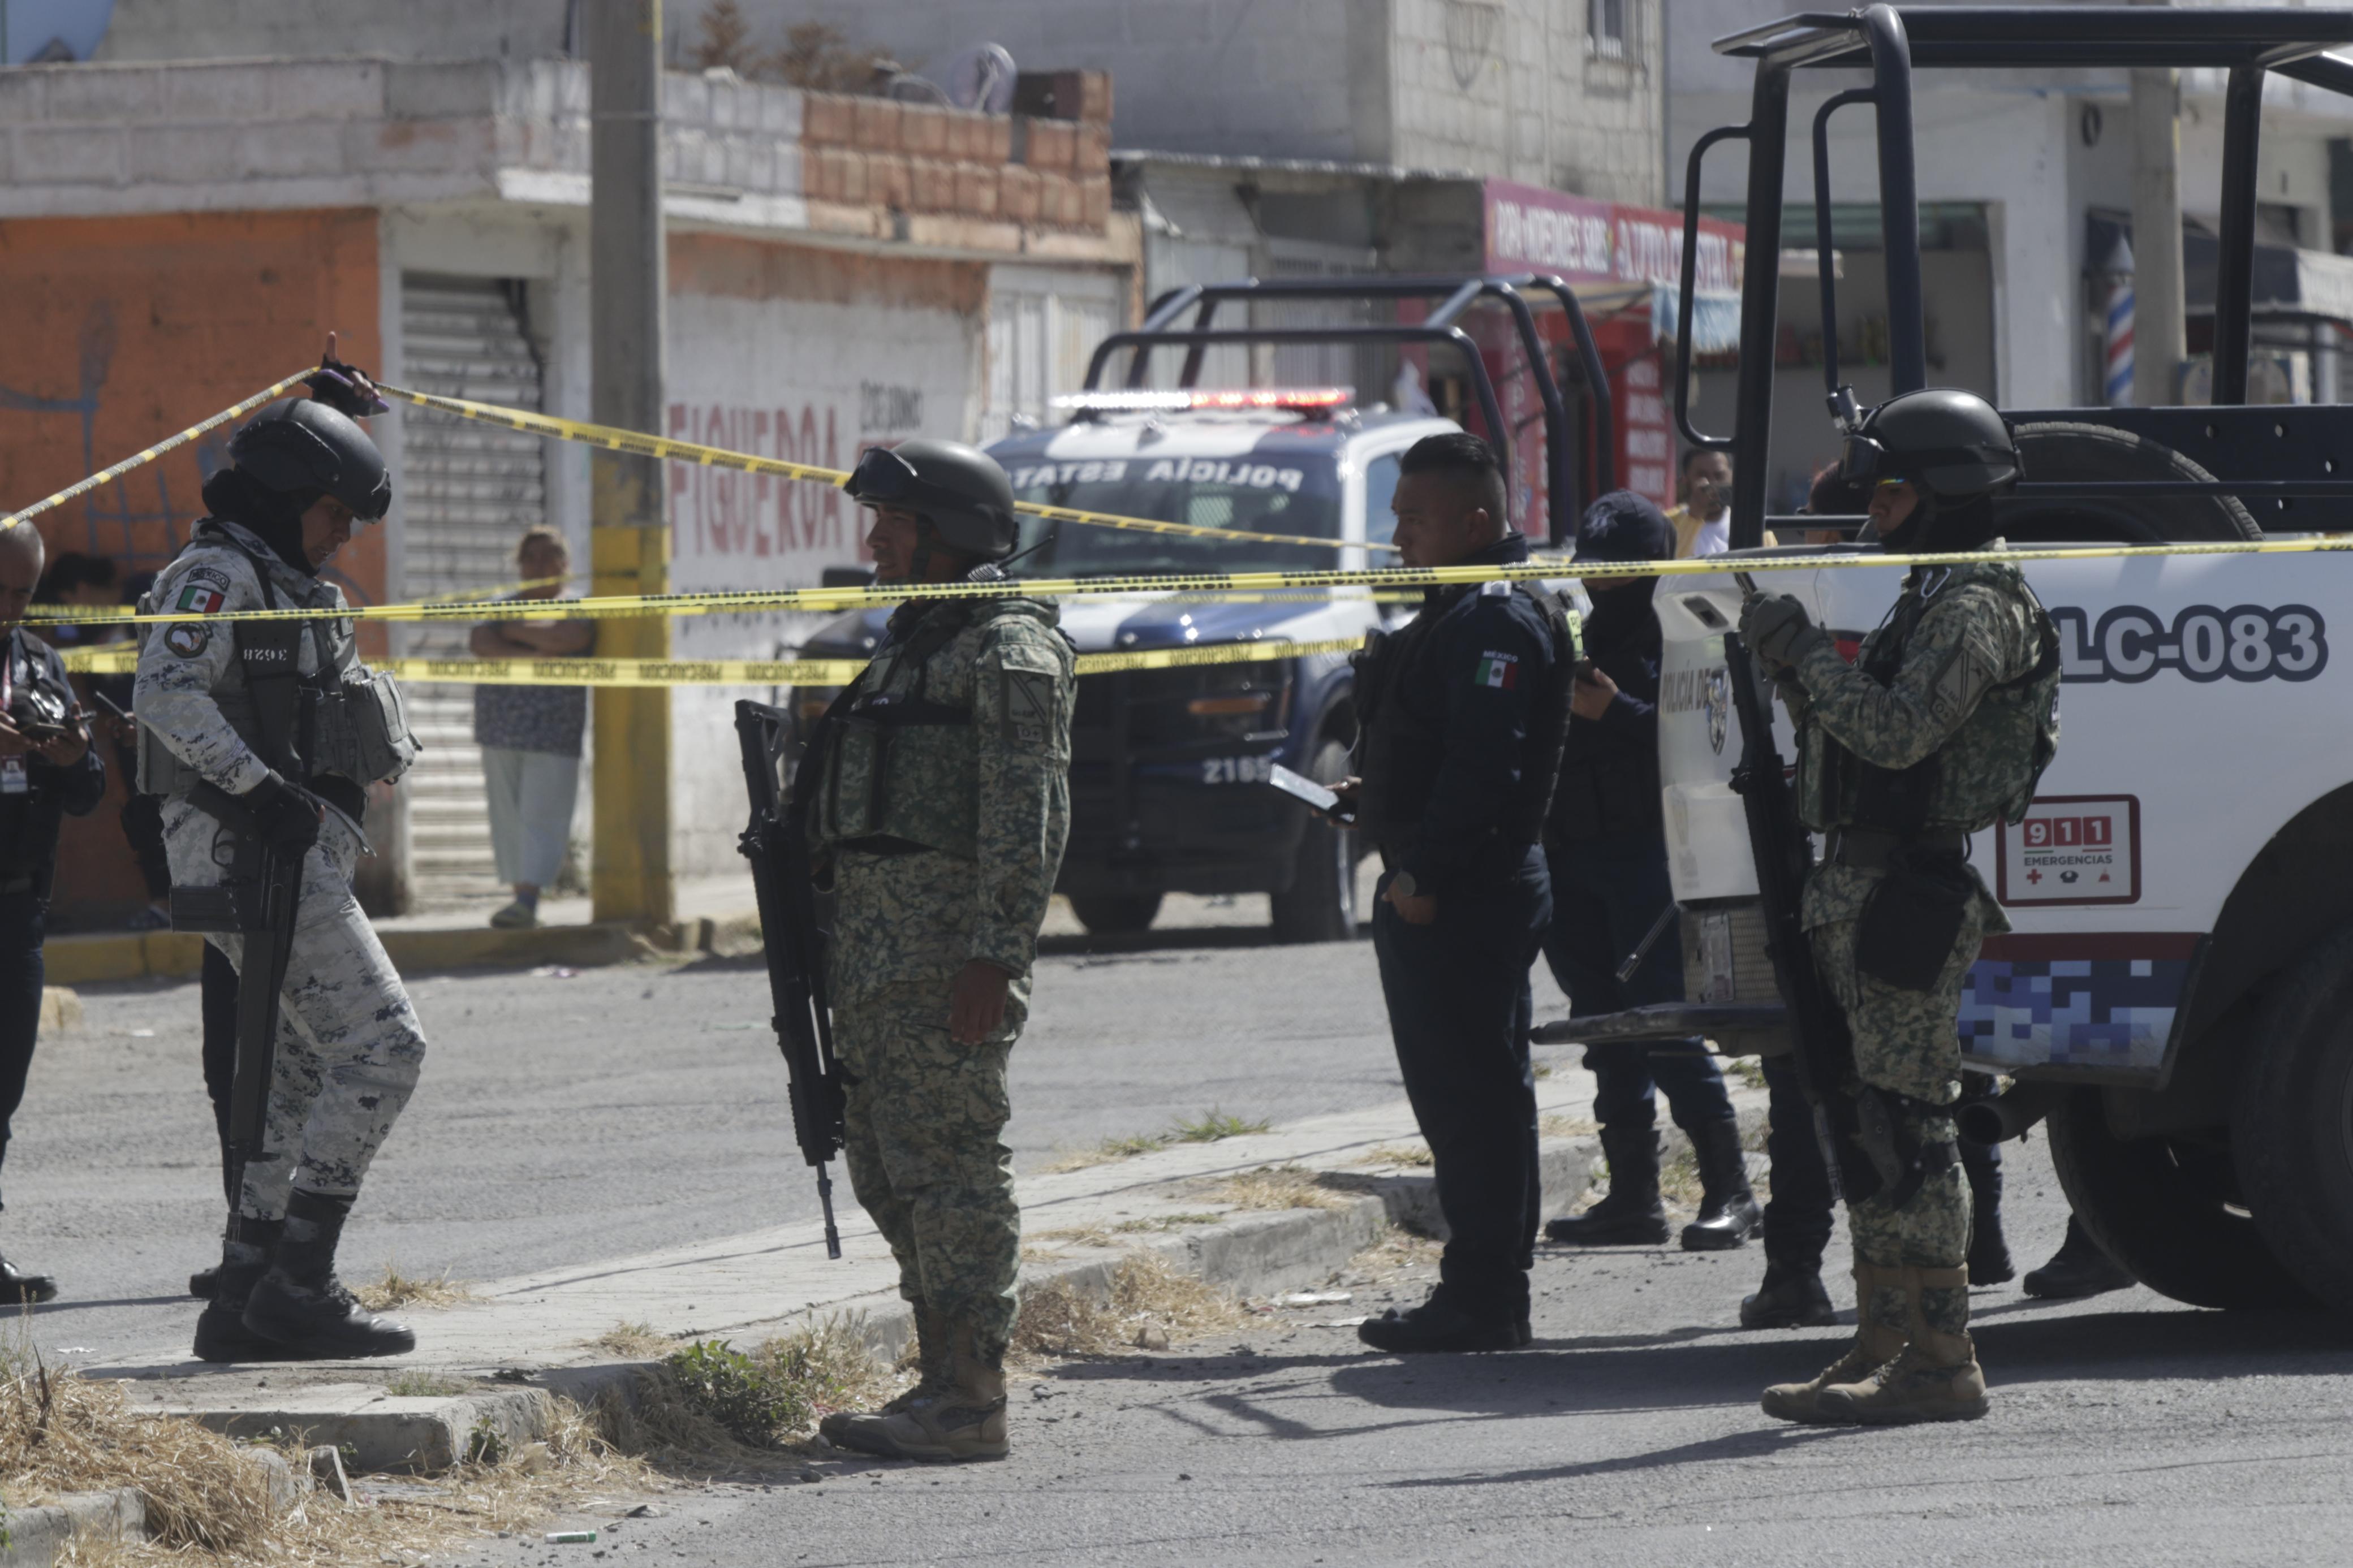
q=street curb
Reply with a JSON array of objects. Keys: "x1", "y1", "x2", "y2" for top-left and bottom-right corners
[
  {"x1": 140, "y1": 1104, "x2": 1765, "y2": 1476},
  {"x1": 164, "y1": 1386, "x2": 556, "y2": 1477},
  {"x1": 44, "y1": 921, "x2": 649, "y2": 986},
  {"x1": 0, "y1": 1489, "x2": 144, "y2": 1566}
]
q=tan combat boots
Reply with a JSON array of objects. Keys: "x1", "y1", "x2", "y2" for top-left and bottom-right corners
[
  {"x1": 829, "y1": 1320, "x2": 1009, "y2": 1462},
  {"x1": 820, "y1": 1300, "x2": 953, "y2": 1444},
  {"x1": 1814, "y1": 1264, "x2": 1989, "y2": 1424},
  {"x1": 1760, "y1": 1259, "x2": 1911, "y2": 1423}
]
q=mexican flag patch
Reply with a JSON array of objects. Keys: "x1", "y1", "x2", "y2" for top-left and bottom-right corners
[
  {"x1": 176, "y1": 584, "x2": 225, "y2": 615},
  {"x1": 1474, "y1": 651, "x2": 1518, "y2": 689}
]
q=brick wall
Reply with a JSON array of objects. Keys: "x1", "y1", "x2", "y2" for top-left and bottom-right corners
[{"x1": 797, "y1": 71, "x2": 1113, "y2": 234}]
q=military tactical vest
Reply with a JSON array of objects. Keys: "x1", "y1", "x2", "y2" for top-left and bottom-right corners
[
  {"x1": 807, "y1": 595, "x2": 1064, "y2": 862},
  {"x1": 1354, "y1": 581, "x2": 1576, "y2": 855},
  {"x1": 137, "y1": 528, "x2": 419, "y2": 797},
  {"x1": 1802, "y1": 561, "x2": 2060, "y2": 836}
]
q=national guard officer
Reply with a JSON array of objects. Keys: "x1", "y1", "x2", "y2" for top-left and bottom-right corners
[
  {"x1": 135, "y1": 364, "x2": 428, "y2": 1362},
  {"x1": 1738, "y1": 389, "x2": 2059, "y2": 1425},
  {"x1": 1346, "y1": 431, "x2": 1574, "y2": 1354},
  {"x1": 812, "y1": 439, "x2": 1076, "y2": 1462}
]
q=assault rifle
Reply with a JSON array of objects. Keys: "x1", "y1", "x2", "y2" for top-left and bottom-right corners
[
  {"x1": 173, "y1": 782, "x2": 308, "y2": 1210},
  {"x1": 735, "y1": 699, "x2": 848, "y2": 1259},
  {"x1": 1723, "y1": 575, "x2": 1893, "y2": 1202}
]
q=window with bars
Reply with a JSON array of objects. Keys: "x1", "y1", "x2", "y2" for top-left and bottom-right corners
[{"x1": 1589, "y1": 0, "x2": 1630, "y2": 58}]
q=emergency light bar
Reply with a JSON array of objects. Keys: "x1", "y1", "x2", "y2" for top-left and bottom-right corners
[{"x1": 1051, "y1": 387, "x2": 1355, "y2": 414}]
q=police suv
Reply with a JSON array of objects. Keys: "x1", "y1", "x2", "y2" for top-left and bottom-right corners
[{"x1": 792, "y1": 386, "x2": 1456, "y2": 941}]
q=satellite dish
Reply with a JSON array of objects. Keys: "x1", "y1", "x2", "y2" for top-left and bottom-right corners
[{"x1": 943, "y1": 43, "x2": 1018, "y2": 115}]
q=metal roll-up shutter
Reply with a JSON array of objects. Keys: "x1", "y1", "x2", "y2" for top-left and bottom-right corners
[{"x1": 398, "y1": 274, "x2": 550, "y2": 908}]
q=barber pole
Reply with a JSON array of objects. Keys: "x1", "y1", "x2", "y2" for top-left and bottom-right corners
[{"x1": 2102, "y1": 235, "x2": 2136, "y2": 407}]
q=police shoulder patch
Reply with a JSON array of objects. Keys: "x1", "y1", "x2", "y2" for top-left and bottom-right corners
[
  {"x1": 1472, "y1": 650, "x2": 1520, "y2": 689},
  {"x1": 1480, "y1": 579, "x2": 1512, "y2": 597},
  {"x1": 163, "y1": 623, "x2": 210, "y2": 659}
]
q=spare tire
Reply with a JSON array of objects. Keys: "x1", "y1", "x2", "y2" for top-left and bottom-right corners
[{"x1": 2005, "y1": 421, "x2": 2263, "y2": 544}]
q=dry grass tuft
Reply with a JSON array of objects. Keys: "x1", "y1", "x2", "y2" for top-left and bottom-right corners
[
  {"x1": 0, "y1": 1320, "x2": 665, "y2": 1566},
  {"x1": 1010, "y1": 1252, "x2": 1246, "y2": 1364},
  {"x1": 0, "y1": 1344, "x2": 279, "y2": 1553},
  {"x1": 354, "y1": 1265, "x2": 481, "y2": 1312},
  {"x1": 584, "y1": 1320, "x2": 676, "y2": 1360},
  {"x1": 647, "y1": 1316, "x2": 902, "y2": 1454},
  {"x1": 1355, "y1": 1143, "x2": 1433, "y2": 1168},
  {"x1": 1040, "y1": 1109, "x2": 1273, "y2": 1173},
  {"x1": 383, "y1": 1372, "x2": 472, "y2": 1399},
  {"x1": 1208, "y1": 1164, "x2": 1356, "y2": 1212},
  {"x1": 1539, "y1": 1114, "x2": 1599, "y2": 1139}
]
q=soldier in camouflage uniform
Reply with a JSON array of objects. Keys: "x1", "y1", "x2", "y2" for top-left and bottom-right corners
[
  {"x1": 1738, "y1": 390, "x2": 2059, "y2": 1426},
  {"x1": 135, "y1": 374, "x2": 428, "y2": 1363},
  {"x1": 810, "y1": 438, "x2": 1075, "y2": 1463}
]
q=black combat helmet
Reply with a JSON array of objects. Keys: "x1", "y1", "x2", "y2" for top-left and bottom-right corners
[
  {"x1": 230, "y1": 398, "x2": 392, "y2": 521},
  {"x1": 1842, "y1": 388, "x2": 2020, "y2": 505},
  {"x1": 843, "y1": 438, "x2": 1019, "y2": 561}
]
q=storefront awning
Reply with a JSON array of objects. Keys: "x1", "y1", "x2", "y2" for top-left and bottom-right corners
[
  {"x1": 2184, "y1": 230, "x2": 2353, "y2": 322},
  {"x1": 1648, "y1": 284, "x2": 1744, "y2": 354}
]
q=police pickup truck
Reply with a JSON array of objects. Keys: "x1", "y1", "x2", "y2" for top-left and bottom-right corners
[
  {"x1": 1597, "y1": 5, "x2": 2353, "y2": 1317},
  {"x1": 791, "y1": 386, "x2": 1455, "y2": 940}
]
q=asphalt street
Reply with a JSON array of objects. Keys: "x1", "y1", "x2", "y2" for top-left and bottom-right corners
[
  {"x1": 462, "y1": 1137, "x2": 2353, "y2": 1568},
  {"x1": 1, "y1": 896, "x2": 1561, "y2": 1363}
]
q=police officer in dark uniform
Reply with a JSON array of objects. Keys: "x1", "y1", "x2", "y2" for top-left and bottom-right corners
[
  {"x1": 0, "y1": 524, "x2": 106, "y2": 1303},
  {"x1": 1540, "y1": 491, "x2": 1757, "y2": 1253},
  {"x1": 1345, "y1": 431, "x2": 1574, "y2": 1354}
]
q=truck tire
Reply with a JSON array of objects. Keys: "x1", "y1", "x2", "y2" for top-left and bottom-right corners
[
  {"x1": 1270, "y1": 740, "x2": 1359, "y2": 945},
  {"x1": 2046, "y1": 1086, "x2": 2317, "y2": 1310},
  {"x1": 1069, "y1": 893, "x2": 1162, "y2": 935},
  {"x1": 2005, "y1": 422, "x2": 2264, "y2": 543},
  {"x1": 2231, "y1": 924, "x2": 2353, "y2": 1314}
]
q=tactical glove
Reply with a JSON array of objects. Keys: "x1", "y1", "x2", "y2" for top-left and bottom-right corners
[
  {"x1": 1738, "y1": 593, "x2": 1830, "y2": 672},
  {"x1": 240, "y1": 771, "x2": 325, "y2": 856}
]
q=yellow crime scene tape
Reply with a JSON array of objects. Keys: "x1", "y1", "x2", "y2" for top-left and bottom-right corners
[
  {"x1": 375, "y1": 383, "x2": 1397, "y2": 556},
  {"x1": 1, "y1": 372, "x2": 313, "y2": 532},
  {"x1": 63, "y1": 635, "x2": 1369, "y2": 685},
  {"x1": 19, "y1": 372, "x2": 2353, "y2": 680}
]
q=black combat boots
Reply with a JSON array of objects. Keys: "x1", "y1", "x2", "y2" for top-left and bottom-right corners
[
  {"x1": 1680, "y1": 1117, "x2": 1762, "y2": 1250},
  {"x1": 1545, "y1": 1126, "x2": 1670, "y2": 1246},
  {"x1": 2022, "y1": 1216, "x2": 2135, "y2": 1299},
  {"x1": 1740, "y1": 1252, "x2": 1838, "y2": 1328},
  {"x1": 240, "y1": 1190, "x2": 416, "y2": 1359},
  {"x1": 193, "y1": 1216, "x2": 283, "y2": 1362},
  {"x1": 1963, "y1": 1142, "x2": 2014, "y2": 1285}
]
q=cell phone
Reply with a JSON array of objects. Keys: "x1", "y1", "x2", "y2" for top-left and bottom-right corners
[{"x1": 1265, "y1": 762, "x2": 1354, "y2": 824}]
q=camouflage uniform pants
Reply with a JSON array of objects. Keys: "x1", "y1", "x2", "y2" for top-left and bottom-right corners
[
  {"x1": 1805, "y1": 863, "x2": 1993, "y2": 1340},
  {"x1": 163, "y1": 801, "x2": 427, "y2": 1222},
  {"x1": 834, "y1": 979, "x2": 1024, "y2": 1364}
]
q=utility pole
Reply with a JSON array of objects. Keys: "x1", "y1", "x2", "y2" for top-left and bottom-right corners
[
  {"x1": 2129, "y1": 14, "x2": 2186, "y2": 406},
  {"x1": 588, "y1": 0, "x2": 674, "y2": 928}
]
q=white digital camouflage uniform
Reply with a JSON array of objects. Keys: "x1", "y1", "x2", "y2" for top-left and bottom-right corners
[{"x1": 134, "y1": 517, "x2": 426, "y2": 1222}]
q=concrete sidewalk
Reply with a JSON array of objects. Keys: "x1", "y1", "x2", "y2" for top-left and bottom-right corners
[{"x1": 99, "y1": 1063, "x2": 1768, "y2": 1473}]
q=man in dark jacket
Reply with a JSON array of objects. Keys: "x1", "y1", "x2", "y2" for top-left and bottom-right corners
[
  {"x1": 1542, "y1": 491, "x2": 1757, "y2": 1253},
  {"x1": 1344, "y1": 432, "x2": 1574, "y2": 1353},
  {"x1": 0, "y1": 524, "x2": 107, "y2": 1302}
]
